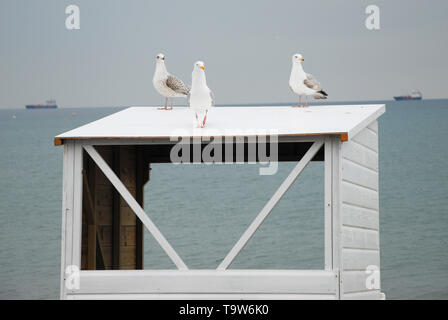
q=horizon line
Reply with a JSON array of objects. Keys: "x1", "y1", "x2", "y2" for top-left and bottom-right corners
[{"x1": 1, "y1": 98, "x2": 447, "y2": 110}]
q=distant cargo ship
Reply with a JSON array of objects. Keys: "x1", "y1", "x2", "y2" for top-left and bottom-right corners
[
  {"x1": 26, "y1": 99, "x2": 58, "y2": 109},
  {"x1": 394, "y1": 90, "x2": 422, "y2": 101}
]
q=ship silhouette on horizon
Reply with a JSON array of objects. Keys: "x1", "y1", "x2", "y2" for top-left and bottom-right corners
[
  {"x1": 26, "y1": 99, "x2": 58, "y2": 109},
  {"x1": 394, "y1": 90, "x2": 422, "y2": 101}
]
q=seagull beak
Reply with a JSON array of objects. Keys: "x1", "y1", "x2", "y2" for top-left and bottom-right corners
[
  {"x1": 300, "y1": 58, "x2": 304, "y2": 62},
  {"x1": 200, "y1": 66, "x2": 205, "y2": 70}
]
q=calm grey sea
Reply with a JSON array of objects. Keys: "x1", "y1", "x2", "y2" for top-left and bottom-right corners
[{"x1": 0, "y1": 100, "x2": 447, "y2": 299}]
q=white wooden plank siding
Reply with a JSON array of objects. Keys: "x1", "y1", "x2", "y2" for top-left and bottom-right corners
[
  {"x1": 340, "y1": 120, "x2": 381, "y2": 299},
  {"x1": 342, "y1": 248, "x2": 380, "y2": 270},
  {"x1": 367, "y1": 120, "x2": 378, "y2": 133},
  {"x1": 351, "y1": 126, "x2": 378, "y2": 153},
  {"x1": 341, "y1": 226, "x2": 379, "y2": 250},
  {"x1": 342, "y1": 143, "x2": 378, "y2": 172},
  {"x1": 341, "y1": 181, "x2": 379, "y2": 211},
  {"x1": 342, "y1": 159, "x2": 378, "y2": 191},
  {"x1": 341, "y1": 204, "x2": 379, "y2": 230}
]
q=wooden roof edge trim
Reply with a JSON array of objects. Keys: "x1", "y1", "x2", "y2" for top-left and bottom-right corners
[
  {"x1": 54, "y1": 137, "x2": 63, "y2": 146},
  {"x1": 56, "y1": 133, "x2": 353, "y2": 143},
  {"x1": 53, "y1": 131, "x2": 346, "y2": 141},
  {"x1": 55, "y1": 132, "x2": 353, "y2": 144}
]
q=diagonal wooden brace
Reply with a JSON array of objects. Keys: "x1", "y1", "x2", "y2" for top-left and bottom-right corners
[
  {"x1": 217, "y1": 140, "x2": 324, "y2": 270},
  {"x1": 83, "y1": 145, "x2": 188, "y2": 270}
]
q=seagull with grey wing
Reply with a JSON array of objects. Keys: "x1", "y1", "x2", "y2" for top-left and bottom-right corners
[
  {"x1": 289, "y1": 53, "x2": 328, "y2": 108},
  {"x1": 153, "y1": 53, "x2": 190, "y2": 110},
  {"x1": 189, "y1": 61, "x2": 214, "y2": 128}
]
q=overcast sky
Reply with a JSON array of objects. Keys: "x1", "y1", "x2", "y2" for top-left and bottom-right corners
[{"x1": 1, "y1": 0, "x2": 447, "y2": 108}]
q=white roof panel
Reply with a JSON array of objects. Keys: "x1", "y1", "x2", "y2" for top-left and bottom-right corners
[{"x1": 55, "y1": 105, "x2": 385, "y2": 145}]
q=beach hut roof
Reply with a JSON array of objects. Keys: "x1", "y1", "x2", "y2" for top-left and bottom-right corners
[{"x1": 54, "y1": 105, "x2": 385, "y2": 145}]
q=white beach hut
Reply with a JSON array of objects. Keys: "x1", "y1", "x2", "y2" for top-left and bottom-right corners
[{"x1": 55, "y1": 104, "x2": 386, "y2": 300}]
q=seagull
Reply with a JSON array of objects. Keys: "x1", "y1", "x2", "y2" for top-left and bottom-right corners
[
  {"x1": 189, "y1": 61, "x2": 214, "y2": 128},
  {"x1": 289, "y1": 53, "x2": 328, "y2": 107},
  {"x1": 152, "y1": 53, "x2": 190, "y2": 110}
]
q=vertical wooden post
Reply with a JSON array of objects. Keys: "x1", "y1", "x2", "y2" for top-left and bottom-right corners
[
  {"x1": 324, "y1": 137, "x2": 333, "y2": 271},
  {"x1": 60, "y1": 142, "x2": 73, "y2": 299},
  {"x1": 331, "y1": 136, "x2": 342, "y2": 300},
  {"x1": 60, "y1": 141, "x2": 83, "y2": 299},
  {"x1": 72, "y1": 142, "x2": 83, "y2": 269}
]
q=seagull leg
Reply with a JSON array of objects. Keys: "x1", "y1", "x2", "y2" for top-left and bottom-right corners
[
  {"x1": 292, "y1": 95, "x2": 302, "y2": 108},
  {"x1": 168, "y1": 98, "x2": 173, "y2": 110},
  {"x1": 158, "y1": 97, "x2": 169, "y2": 110},
  {"x1": 304, "y1": 95, "x2": 309, "y2": 108},
  {"x1": 195, "y1": 113, "x2": 201, "y2": 128},
  {"x1": 202, "y1": 110, "x2": 208, "y2": 127}
]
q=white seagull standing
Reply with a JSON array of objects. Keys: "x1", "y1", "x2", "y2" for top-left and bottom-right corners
[
  {"x1": 289, "y1": 53, "x2": 328, "y2": 107},
  {"x1": 189, "y1": 61, "x2": 214, "y2": 128},
  {"x1": 153, "y1": 53, "x2": 190, "y2": 110}
]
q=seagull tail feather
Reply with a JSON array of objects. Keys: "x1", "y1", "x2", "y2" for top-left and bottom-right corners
[{"x1": 314, "y1": 90, "x2": 328, "y2": 99}]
